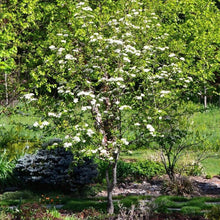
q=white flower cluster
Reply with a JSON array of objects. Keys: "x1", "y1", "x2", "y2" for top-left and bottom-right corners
[
  {"x1": 146, "y1": 124, "x2": 156, "y2": 136},
  {"x1": 160, "y1": 90, "x2": 171, "y2": 97},
  {"x1": 22, "y1": 93, "x2": 37, "y2": 101},
  {"x1": 33, "y1": 121, "x2": 49, "y2": 129},
  {"x1": 48, "y1": 112, "x2": 62, "y2": 118},
  {"x1": 77, "y1": 91, "x2": 95, "y2": 98},
  {"x1": 81, "y1": 106, "x2": 92, "y2": 111},
  {"x1": 57, "y1": 86, "x2": 74, "y2": 95},
  {"x1": 121, "y1": 138, "x2": 129, "y2": 145},
  {"x1": 119, "y1": 105, "x2": 132, "y2": 110}
]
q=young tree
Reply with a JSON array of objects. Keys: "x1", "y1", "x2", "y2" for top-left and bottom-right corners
[{"x1": 23, "y1": 0, "x2": 200, "y2": 214}]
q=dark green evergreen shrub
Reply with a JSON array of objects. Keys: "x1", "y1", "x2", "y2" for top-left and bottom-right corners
[{"x1": 14, "y1": 147, "x2": 98, "y2": 192}]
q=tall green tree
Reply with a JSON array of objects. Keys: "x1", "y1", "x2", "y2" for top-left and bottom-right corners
[{"x1": 155, "y1": 0, "x2": 220, "y2": 106}]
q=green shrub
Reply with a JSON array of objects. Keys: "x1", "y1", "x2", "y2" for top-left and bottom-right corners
[
  {"x1": 96, "y1": 159, "x2": 165, "y2": 183},
  {"x1": 181, "y1": 206, "x2": 201, "y2": 215},
  {"x1": 0, "y1": 149, "x2": 16, "y2": 188},
  {"x1": 0, "y1": 190, "x2": 36, "y2": 201},
  {"x1": 0, "y1": 125, "x2": 40, "y2": 160}
]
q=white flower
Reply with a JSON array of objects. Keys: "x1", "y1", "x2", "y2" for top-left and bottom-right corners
[
  {"x1": 180, "y1": 57, "x2": 185, "y2": 61},
  {"x1": 48, "y1": 112, "x2": 62, "y2": 118},
  {"x1": 160, "y1": 90, "x2": 170, "y2": 97},
  {"x1": 73, "y1": 136, "x2": 80, "y2": 142},
  {"x1": 91, "y1": 149, "x2": 97, "y2": 154},
  {"x1": 119, "y1": 105, "x2": 132, "y2": 110},
  {"x1": 168, "y1": 53, "x2": 176, "y2": 58},
  {"x1": 115, "y1": 100, "x2": 120, "y2": 105},
  {"x1": 57, "y1": 47, "x2": 65, "y2": 55},
  {"x1": 57, "y1": 33, "x2": 63, "y2": 36},
  {"x1": 100, "y1": 149, "x2": 108, "y2": 155},
  {"x1": 108, "y1": 77, "x2": 124, "y2": 82},
  {"x1": 63, "y1": 34, "x2": 68, "y2": 37},
  {"x1": 123, "y1": 57, "x2": 131, "y2": 63},
  {"x1": 82, "y1": 6, "x2": 93, "y2": 11},
  {"x1": 23, "y1": 93, "x2": 35, "y2": 100},
  {"x1": 91, "y1": 99, "x2": 96, "y2": 105},
  {"x1": 87, "y1": 129, "x2": 95, "y2": 137},
  {"x1": 42, "y1": 121, "x2": 49, "y2": 126},
  {"x1": 143, "y1": 45, "x2": 152, "y2": 50},
  {"x1": 81, "y1": 106, "x2": 92, "y2": 111},
  {"x1": 58, "y1": 60, "x2": 64, "y2": 64},
  {"x1": 146, "y1": 124, "x2": 155, "y2": 132},
  {"x1": 61, "y1": 40, "x2": 66, "y2": 43},
  {"x1": 76, "y1": 2, "x2": 85, "y2": 6},
  {"x1": 121, "y1": 138, "x2": 129, "y2": 145},
  {"x1": 33, "y1": 122, "x2": 39, "y2": 127},
  {"x1": 160, "y1": 90, "x2": 170, "y2": 94},
  {"x1": 108, "y1": 39, "x2": 123, "y2": 45},
  {"x1": 64, "y1": 142, "x2": 72, "y2": 148},
  {"x1": 77, "y1": 91, "x2": 94, "y2": 97},
  {"x1": 65, "y1": 135, "x2": 70, "y2": 139},
  {"x1": 65, "y1": 54, "x2": 75, "y2": 60},
  {"x1": 134, "y1": 123, "x2": 140, "y2": 126},
  {"x1": 136, "y1": 96, "x2": 142, "y2": 100},
  {"x1": 49, "y1": 45, "x2": 56, "y2": 50},
  {"x1": 73, "y1": 98, "x2": 78, "y2": 103}
]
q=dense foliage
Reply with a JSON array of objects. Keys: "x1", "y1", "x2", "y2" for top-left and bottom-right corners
[{"x1": 14, "y1": 147, "x2": 98, "y2": 192}]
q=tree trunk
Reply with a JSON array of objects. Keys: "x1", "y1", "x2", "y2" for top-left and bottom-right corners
[
  {"x1": 106, "y1": 153, "x2": 119, "y2": 214},
  {"x1": 107, "y1": 185, "x2": 114, "y2": 214},
  {"x1": 204, "y1": 86, "x2": 207, "y2": 108},
  {"x1": 5, "y1": 72, "x2": 8, "y2": 106}
]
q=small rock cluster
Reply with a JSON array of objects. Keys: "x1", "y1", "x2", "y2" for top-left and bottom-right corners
[{"x1": 97, "y1": 181, "x2": 161, "y2": 197}]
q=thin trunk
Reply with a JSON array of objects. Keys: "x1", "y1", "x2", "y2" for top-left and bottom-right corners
[
  {"x1": 204, "y1": 86, "x2": 207, "y2": 109},
  {"x1": 106, "y1": 168, "x2": 114, "y2": 214},
  {"x1": 107, "y1": 184, "x2": 114, "y2": 214},
  {"x1": 106, "y1": 154, "x2": 119, "y2": 214},
  {"x1": 5, "y1": 72, "x2": 8, "y2": 106}
]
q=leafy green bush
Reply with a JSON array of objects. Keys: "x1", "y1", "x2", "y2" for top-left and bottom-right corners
[
  {"x1": 0, "y1": 125, "x2": 40, "y2": 160},
  {"x1": 96, "y1": 159, "x2": 165, "y2": 183},
  {"x1": 0, "y1": 149, "x2": 16, "y2": 188},
  {"x1": 181, "y1": 206, "x2": 201, "y2": 215}
]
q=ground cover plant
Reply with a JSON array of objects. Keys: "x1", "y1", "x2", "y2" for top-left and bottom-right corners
[{"x1": 0, "y1": 190, "x2": 220, "y2": 219}]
